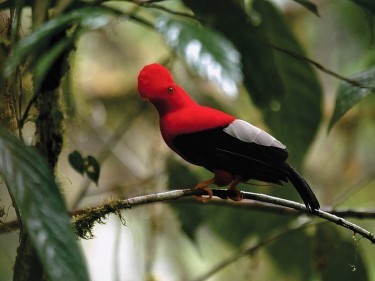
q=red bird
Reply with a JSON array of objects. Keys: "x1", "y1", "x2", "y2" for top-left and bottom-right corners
[{"x1": 137, "y1": 63, "x2": 320, "y2": 211}]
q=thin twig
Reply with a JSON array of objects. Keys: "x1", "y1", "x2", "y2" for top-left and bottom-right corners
[
  {"x1": 192, "y1": 219, "x2": 320, "y2": 281},
  {"x1": 18, "y1": 93, "x2": 39, "y2": 129},
  {"x1": 268, "y1": 43, "x2": 375, "y2": 91},
  {"x1": 175, "y1": 197, "x2": 375, "y2": 219},
  {"x1": 71, "y1": 101, "x2": 146, "y2": 209}
]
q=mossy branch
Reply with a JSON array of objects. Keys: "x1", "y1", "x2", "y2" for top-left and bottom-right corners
[{"x1": 71, "y1": 188, "x2": 375, "y2": 244}]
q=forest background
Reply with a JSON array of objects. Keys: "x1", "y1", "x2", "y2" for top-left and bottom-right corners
[{"x1": 0, "y1": 0, "x2": 374, "y2": 280}]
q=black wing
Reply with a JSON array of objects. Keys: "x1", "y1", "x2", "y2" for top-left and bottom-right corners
[{"x1": 172, "y1": 126, "x2": 289, "y2": 185}]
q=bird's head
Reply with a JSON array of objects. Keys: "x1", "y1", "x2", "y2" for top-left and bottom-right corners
[
  {"x1": 138, "y1": 63, "x2": 176, "y2": 101},
  {"x1": 137, "y1": 63, "x2": 195, "y2": 114}
]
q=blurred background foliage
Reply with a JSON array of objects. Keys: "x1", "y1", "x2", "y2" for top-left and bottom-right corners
[{"x1": 0, "y1": 0, "x2": 374, "y2": 280}]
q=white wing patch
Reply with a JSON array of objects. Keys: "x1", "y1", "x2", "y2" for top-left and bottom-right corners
[{"x1": 223, "y1": 119, "x2": 286, "y2": 149}]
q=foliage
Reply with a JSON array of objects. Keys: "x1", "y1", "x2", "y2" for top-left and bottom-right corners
[
  {"x1": 0, "y1": 0, "x2": 374, "y2": 280},
  {"x1": 0, "y1": 129, "x2": 89, "y2": 281},
  {"x1": 69, "y1": 150, "x2": 101, "y2": 185}
]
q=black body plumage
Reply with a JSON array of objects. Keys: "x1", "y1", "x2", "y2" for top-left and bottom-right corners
[{"x1": 173, "y1": 126, "x2": 320, "y2": 211}]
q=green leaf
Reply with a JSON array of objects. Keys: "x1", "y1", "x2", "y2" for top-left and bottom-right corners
[
  {"x1": 0, "y1": 128, "x2": 89, "y2": 281},
  {"x1": 183, "y1": 0, "x2": 322, "y2": 167},
  {"x1": 156, "y1": 16, "x2": 242, "y2": 96},
  {"x1": 329, "y1": 67, "x2": 375, "y2": 131},
  {"x1": 3, "y1": 6, "x2": 114, "y2": 78},
  {"x1": 68, "y1": 150, "x2": 85, "y2": 175},
  {"x1": 292, "y1": 0, "x2": 320, "y2": 16},
  {"x1": 316, "y1": 225, "x2": 369, "y2": 281},
  {"x1": 84, "y1": 155, "x2": 100, "y2": 185},
  {"x1": 349, "y1": 0, "x2": 375, "y2": 11},
  {"x1": 252, "y1": 0, "x2": 323, "y2": 166}
]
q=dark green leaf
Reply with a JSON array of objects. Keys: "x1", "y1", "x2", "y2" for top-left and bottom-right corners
[
  {"x1": 3, "y1": 6, "x2": 114, "y2": 78},
  {"x1": 267, "y1": 224, "x2": 314, "y2": 280},
  {"x1": 68, "y1": 150, "x2": 85, "y2": 175},
  {"x1": 329, "y1": 67, "x2": 375, "y2": 131},
  {"x1": 0, "y1": 128, "x2": 89, "y2": 281},
  {"x1": 156, "y1": 16, "x2": 242, "y2": 96},
  {"x1": 349, "y1": 0, "x2": 375, "y2": 11},
  {"x1": 316, "y1": 225, "x2": 369, "y2": 281},
  {"x1": 292, "y1": 0, "x2": 320, "y2": 16},
  {"x1": 253, "y1": 0, "x2": 323, "y2": 166},
  {"x1": 84, "y1": 155, "x2": 100, "y2": 185},
  {"x1": 183, "y1": 0, "x2": 322, "y2": 167}
]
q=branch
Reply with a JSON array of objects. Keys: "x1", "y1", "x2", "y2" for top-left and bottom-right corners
[
  {"x1": 2, "y1": 188, "x2": 375, "y2": 244},
  {"x1": 71, "y1": 188, "x2": 374, "y2": 242}
]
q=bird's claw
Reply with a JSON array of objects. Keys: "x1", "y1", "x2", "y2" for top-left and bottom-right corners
[
  {"x1": 227, "y1": 186, "x2": 242, "y2": 201},
  {"x1": 195, "y1": 186, "x2": 213, "y2": 203}
]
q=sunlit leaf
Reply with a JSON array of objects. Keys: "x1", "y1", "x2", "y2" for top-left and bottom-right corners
[
  {"x1": 68, "y1": 150, "x2": 85, "y2": 175},
  {"x1": 0, "y1": 128, "x2": 89, "y2": 281},
  {"x1": 292, "y1": 0, "x2": 320, "y2": 16},
  {"x1": 329, "y1": 67, "x2": 375, "y2": 131},
  {"x1": 156, "y1": 16, "x2": 242, "y2": 97},
  {"x1": 84, "y1": 155, "x2": 101, "y2": 185}
]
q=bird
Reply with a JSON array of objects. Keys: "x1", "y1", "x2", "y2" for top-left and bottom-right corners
[{"x1": 137, "y1": 63, "x2": 320, "y2": 211}]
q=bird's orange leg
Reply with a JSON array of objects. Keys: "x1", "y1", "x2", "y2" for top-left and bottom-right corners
[
  {"x1": 228, "y1": 178, "x2": 243, "y2": 201},
  {"x1": 195, "y1": 178, "x2": 215, "y2": 203}
]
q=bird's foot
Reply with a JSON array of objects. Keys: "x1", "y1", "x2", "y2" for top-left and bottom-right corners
[
  {"x1": 227, "y1": 179, "x2": 243, "y2": 201},
  {"x1": 195, "y1": 178, "x2": 215, "y2": 203}
]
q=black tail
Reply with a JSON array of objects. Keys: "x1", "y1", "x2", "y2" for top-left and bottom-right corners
[{"x1": 285, "y1": 163, "x2": 320, "y2": 212}]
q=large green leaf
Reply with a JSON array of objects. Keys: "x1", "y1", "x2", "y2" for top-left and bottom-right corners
[
  {"x1": 0, "y1": 129, "x2": 89, "y2": 281},
  {"x1": 329, "y1": 67, "x2": 375, "y2": 131},
  {"x1": 183, "y1": 0, "x2": 322, "y2": 167},
  {"x1": 156, "y1": 16, "x2": 242, "y2": 96},
  {"x1": 253, "y1": 0, "x2": 322, "y2": 166}
]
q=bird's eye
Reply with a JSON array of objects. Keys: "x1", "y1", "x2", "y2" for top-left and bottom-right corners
[{"x1": 167, "y1": 87, "x2": 174, "y2": 94}]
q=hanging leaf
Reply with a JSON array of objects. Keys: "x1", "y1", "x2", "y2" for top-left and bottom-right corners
[
  {"x1": 328, "y1": 67, "x2": 375, "y2": 131},
  {"x1": 84, "y1": 155, "x2": 101, "y2": 185},
  {"x1": 68, "y1": 150, "x2": 85, "y2": 175},
  {"x1": 156, "y1": 16, "x2": 242, "y2": 97},
  {"x1": 292, "y1": 0, "x2": 320, "y2": 16},
  {"x1": 0, "y1": 128, "x2": 89, "y2": 281},
  {"x1": 252, "y1": 0, "x2": 323, "y2": 166}
]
